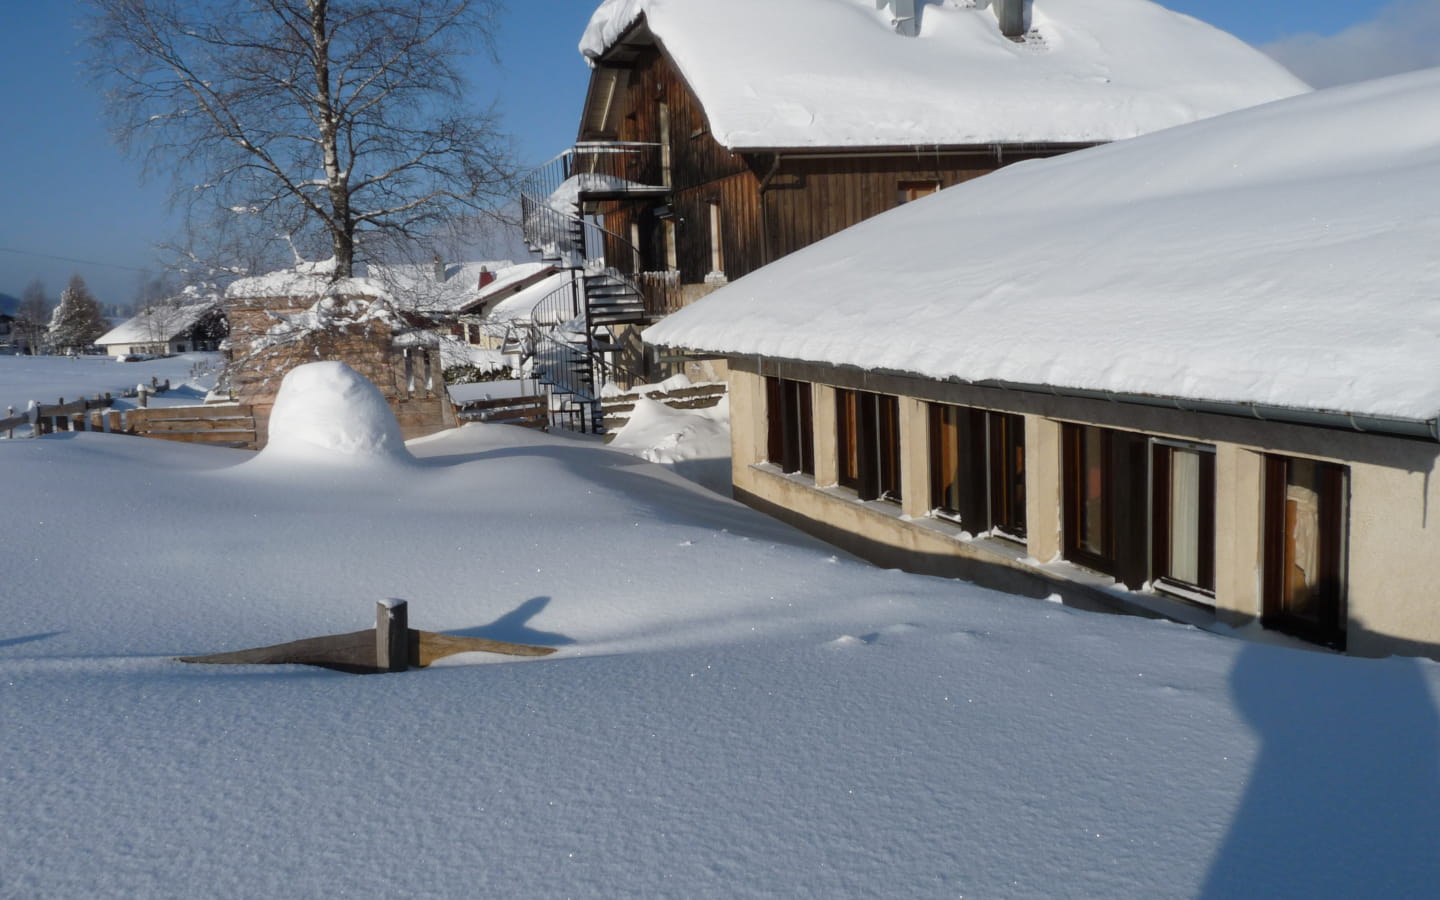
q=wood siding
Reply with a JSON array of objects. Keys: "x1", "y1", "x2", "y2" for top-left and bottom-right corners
[{"x1": 585, "y1": 47, "x2": 1092, "y2": 291}]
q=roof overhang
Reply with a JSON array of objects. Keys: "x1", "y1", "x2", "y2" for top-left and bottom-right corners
[{"x1": 579, "y1": 17, "x2": 656, "y2": 142}]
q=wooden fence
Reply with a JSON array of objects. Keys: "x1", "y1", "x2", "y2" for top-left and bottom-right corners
[
  {"x1": 0, "y1": 375, "x2": 260, "y2": 448},
  {"x1": 601, "y1": 382, "x2": 728, "y2": 437},
  {"x1": 113, "y1": 405, "x2": 257, "y2": 447},
  {"x1": 454, "y1": 395, "x2": 549, "y2": 429},
  {"x1": 1, "y1": 394, "x2": 115, "y2": 438}
]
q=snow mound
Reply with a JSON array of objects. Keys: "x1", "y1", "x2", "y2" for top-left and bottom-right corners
[
  {"x1": 608, "y1": 396, "x2": 731, "y2": 493},
  {"x1": 257, "y1": 361, "x2": 414, "y2": 465}
]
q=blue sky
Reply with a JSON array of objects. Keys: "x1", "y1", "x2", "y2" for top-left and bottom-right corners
[{"x1": 0, "y1": 0, "x2": 1433, "y2": 307}]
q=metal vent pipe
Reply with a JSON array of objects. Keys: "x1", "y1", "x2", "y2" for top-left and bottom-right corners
[{"x1": 995, "y1": 0, "x2": 1026, "y2": 38}]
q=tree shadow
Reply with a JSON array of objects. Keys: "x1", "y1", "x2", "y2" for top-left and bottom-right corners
[
  {"x1": 0, "y1": 631, "x2": 63, "y2": 649},
  {"x1": 1201, "y1": 642, "x2": 1440, "y2": 897},
  {"x1": 446, "y1": 596, "x2": 575, "y2": 647}
]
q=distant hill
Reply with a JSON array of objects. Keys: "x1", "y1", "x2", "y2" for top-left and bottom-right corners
[{"x1": 0, "y1": 293, "x2": 17, "y2": 316}]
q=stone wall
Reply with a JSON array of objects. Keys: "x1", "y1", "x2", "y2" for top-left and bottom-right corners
[{"x1": 222, "y1": 293, "x2": 456, "y2": 448}]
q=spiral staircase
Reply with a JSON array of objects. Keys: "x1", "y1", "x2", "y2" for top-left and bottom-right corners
[{"x1": 517, "y1": 142, "x2": 675, "y2": 432}]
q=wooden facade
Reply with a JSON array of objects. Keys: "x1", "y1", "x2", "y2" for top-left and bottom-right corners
[{"x1": 581, "y1": 42, "x2": 1095, "y2": 288}]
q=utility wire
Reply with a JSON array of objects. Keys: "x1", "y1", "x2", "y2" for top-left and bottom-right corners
[{"x1": 0, "y1": 246, "x2": 157, "y2": 275}]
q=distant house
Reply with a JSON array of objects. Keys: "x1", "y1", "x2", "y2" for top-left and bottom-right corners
[
  {"x1": 517, "y1": 0, "x2": 1306, "y2": 429},
  {"x1": 646, "y1": 70, "x2": 1440, "y2": 659},
  {"x1": 454, "y1": 263, "x2": 561, "y2": 345},
  {"x1": 95, "y1": 302, "x2": 227, "y2": 358}
]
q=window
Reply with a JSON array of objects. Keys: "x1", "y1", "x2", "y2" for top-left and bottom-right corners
[
  {"x1": 837, "y1": 389, "x2": 901, "y2": 502},
  {"x1": 1063, "y1": 426, "x2": 1220, "y2": 598},
  {"x1": 1263, "y1": 456, "x2": 1348, "y2": 648},
  {"x1": 897, "y1": 180, "x2": 940, "y2": 204},
  {"x1": 765, "y1": 377, "x2": 814, "y2": 476},
  {"x1": 708, "y1": 201, "x2": 724, "y2": 276},
  {"x1": 658, "y1": 101, "x2": 672, "y2": 186},
  {"x1": 1151, "y1": 441, "x2": 1216, "y2": 597},
  {"x1": 929, "y1": 404, "x2": 1026, "y2": 539},
  {"x1": 1062, "y1": 424, "x2": 1150, "y2": 588}
]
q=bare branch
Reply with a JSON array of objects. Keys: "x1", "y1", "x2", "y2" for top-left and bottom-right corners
[{"x1": 83, "y1": 0, "x2": 515, "y2": 280}]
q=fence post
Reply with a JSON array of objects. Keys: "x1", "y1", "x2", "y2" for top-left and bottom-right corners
[
  {"x1": 5, "y1": 406, "x2": 12, "y2": 440},
  {"x1": 27, "y1": 401, "x2": 39, "y2": 438},
  {"x1": 138, "y1": 385, "x2": 149, "y2": 408},
  {"x1": 376, "y1": 599, "x2": 409, "y2": 673}
]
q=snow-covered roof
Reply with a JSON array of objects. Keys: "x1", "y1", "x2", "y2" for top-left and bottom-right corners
[
  {"x1": 467, "y1": 262, "x2": 556, "y2": 311},
  {"x1": 645, "y1": 68, "x2": 1440, "y2": 424},
  {"x1": 368, "y1": 259, "x2": 519, "y2": 314},
  {"x1": 226, "y1": 259, "x2": 384, "y2": 301},
  {"x1": 96, "y1": 301, "x2": 220, "y2": 347},
  {"x1": 485, "y1": 272, "x2": 576, "y2": 325},
  {"x1": 580, "y1": 0, "x2": 1308, "y2": 149}
]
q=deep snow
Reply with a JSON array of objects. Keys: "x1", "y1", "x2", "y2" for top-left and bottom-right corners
[
  {"x1": 0, "y1": 352, "x2": 224, "y2": 417},
  {"x1": 4, "y1": 359, "x2": 1440, "y2": 897},
  {"x1": 580, "y1": 0, "x2": 1306, "y2": 148}
]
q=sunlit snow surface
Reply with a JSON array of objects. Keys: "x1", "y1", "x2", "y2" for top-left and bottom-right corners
[
  {"x1": 255, "y1": 361, "x2": 414, "y2": 464},
  {"x1": 580, "y1": 0, "x2": 1306, "y2": 148},
  {"x1": 4, "y1": 411, "x2": 1440, "y2": 895}
]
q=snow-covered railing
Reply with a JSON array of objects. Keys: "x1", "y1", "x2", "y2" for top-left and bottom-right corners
[
  {"x1": 519, "y1": 142, "x2": 664, "y2": 212},
  {"x1": 1, "y1": 393, "x2": 118, "y2": 438}
]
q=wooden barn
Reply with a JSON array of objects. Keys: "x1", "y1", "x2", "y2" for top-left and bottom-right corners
[{"x1": 515, "y1": 0, "x2": 1306, "y2": 430}]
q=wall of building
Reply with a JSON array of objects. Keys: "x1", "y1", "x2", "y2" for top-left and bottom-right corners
[{"x1": 729, "y1": 358, "x2": 1440, "y2": 657}]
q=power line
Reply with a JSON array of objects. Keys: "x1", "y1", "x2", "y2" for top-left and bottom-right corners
[{"x1": 0, "y1": 246, "x2": 158, "y2": 275}]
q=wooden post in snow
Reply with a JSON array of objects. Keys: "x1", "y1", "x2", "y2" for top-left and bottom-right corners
[
  {"x1": 137, "y1": 385, "x2": 149, "y2": 408},
  {"x1": 376, "y1": 599, "x2": 409, "y2": 672},
  {"x1": 5, "y1": 406, "x2": 12, "y2": 440}
]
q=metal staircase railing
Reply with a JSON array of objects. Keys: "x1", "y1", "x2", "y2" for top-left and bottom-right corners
[{"x1": 516, "y1": 143, "x2": 677, "y2": 432}]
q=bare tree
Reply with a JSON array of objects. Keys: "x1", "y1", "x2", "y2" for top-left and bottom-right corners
[
  {"x1": 15, "y1": 280, "x2": 51, "y2": 355},
  {"x1": 84, "y1": 0, "x2": 515, "y2": 279}
]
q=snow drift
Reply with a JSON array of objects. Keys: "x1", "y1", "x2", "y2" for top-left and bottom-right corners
[{"x1": 255, "y1": 361, "x2": 414, "y2": 465}]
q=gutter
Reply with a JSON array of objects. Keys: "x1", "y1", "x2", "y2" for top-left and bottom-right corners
[
  {"x1": 958, "y1": 375, "x2": 1440, "y2": 443},
  {"x1": 718, "y1": 350, "x2": 1440, "y2": 443},
  {"x1": 757, "y1": 153, "x2": 785, "y2": 266}
]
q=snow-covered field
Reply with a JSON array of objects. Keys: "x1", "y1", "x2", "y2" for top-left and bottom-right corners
[
  {"x1": 3, "y1": 361, "x2": 1439, "y2": 898},
  {"x1": 0, "y1": 352, "x2": 224, "y2": 416}
]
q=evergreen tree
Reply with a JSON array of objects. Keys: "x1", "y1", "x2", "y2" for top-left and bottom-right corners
[{"x1": 48, "y1": 275, "x2": 108, "y2": 354}]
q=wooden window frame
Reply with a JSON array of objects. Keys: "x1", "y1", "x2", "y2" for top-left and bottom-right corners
[
  {"x1": 897, "y1": 180, "x2": 940, "y2": 204},
  {"x1": 765, "y1": 377, "x2": 814, "y2": 476},
  {"x1": 928, "y1": 404, "x2": 1026, "y2": 539},
  {"x1": 708, "y1": 201, "x2": 724, "y2": 275},
  {"x1": 1150, "y1": 440, "x2": 1217, "y2": 600},
  {"x1": 1061, "y1": 424, "x2": 1149, "y2": 588},
  {"x1": 837, "y1": 388, "x2": 901, "y2": 503},
  {"x1": 1262, "y1": 455, "x2": 1349, "y2": 649}
]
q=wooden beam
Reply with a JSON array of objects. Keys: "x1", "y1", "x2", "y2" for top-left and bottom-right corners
[
  {"x1": 179, "y1": 628, "x2": 556, "y2": 674},
  {"x1": 377, "y1": 600, "x2": 408, "y2": 673}
]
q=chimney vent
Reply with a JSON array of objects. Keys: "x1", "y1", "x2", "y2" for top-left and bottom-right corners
[
  {"x1": 995, "y1": 0, "x2": 1026, "y2": 39},
  {"x1": 875, "y1": 0, "x2": 919, "y2": 37}
]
